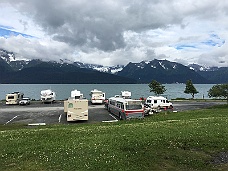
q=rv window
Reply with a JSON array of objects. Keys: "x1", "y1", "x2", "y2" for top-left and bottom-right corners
[
  {"x1": 126, "y1": 101, "x2": 142, "y2": 110},
  {"x1": 7, "y1": 96, "x2": 15, "y2": 99},
  {"x1": 147, "y1": 100, "x2": 151, "y2": 103},
  {"x1": 121, "y1": 104, "x2": 124, "y2": 109},
  {"x1": 163, "y1": 100, "x2": 165, "y2": 103},
  {"x1": 117, "y1": 103, "x2": 121, "y2": 108},
  {"x1": 154, "y1": 100, "x2": 157, "y2": 103},
  {"x1": 110, "y1": 100, "x2": 115, "y2": 105},
  {"x1": 75, "y1": 96, "x2": 80, "y2": 99},
  {"x1": 126, "y1": 104, "x2": 142, "y2": 110}
]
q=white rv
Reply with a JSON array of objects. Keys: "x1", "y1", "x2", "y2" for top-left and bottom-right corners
[
  {"x1": 144, "y1": 96, "x2": 173, "y2": 113},
  {"x1": 6, "y1": 92, "x2": 24, "y2": 105},
  {"x1": 107, "y1": 91, "x2": 144, "y2": 120},
  {"x1": 64, "y1": 90, "x2": 88, "y2": 122},
  {"x1": 90, "y1": 89, "x2": 105, "y2": 104},
  {"x1": 40, "y1": 89, "x2": 56, "y2": 103}
]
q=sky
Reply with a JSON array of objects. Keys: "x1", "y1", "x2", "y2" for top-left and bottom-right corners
[{"x1": 0, "y1": 0, "x2": 228, "y2": 67}]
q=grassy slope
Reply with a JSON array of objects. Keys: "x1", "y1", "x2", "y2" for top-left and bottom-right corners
[{"x1": 0, "y1": 105, "x2": 227, "y2": 171}]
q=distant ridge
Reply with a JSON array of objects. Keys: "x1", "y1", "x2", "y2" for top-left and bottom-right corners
[
  {"x1": 0, "y1": 60, "x2": 136, "y2": 84},
  {"x1": 117, "y1": 59, "x2": 210, "y2": 84},
  {"x1": 1, "y1": 49, "x2": 227, "y2": 84}
]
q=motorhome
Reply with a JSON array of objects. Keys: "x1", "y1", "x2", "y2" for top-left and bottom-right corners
[
  {"x1": 6, "y1": 92, "x2": 24, "y2": 105},
  {"x1": 90, "y1": 89, "x2": 105, "y2": 104},
  {"x1": 144, "y1": 96, "x2": 173, "y2": 114},
  {"x1": 64, "y1": 90, "x2": 88, "y2": 122},
  {"x1": 40, "y1": 89, "x2": 56, "y2": 103},
  {"x1": 107, "y1": 91, "x2": 144, "y2": 120}
]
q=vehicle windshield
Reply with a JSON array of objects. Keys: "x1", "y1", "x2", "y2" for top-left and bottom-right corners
[{"x1": 126, "y1": 101, "x2": 142, "y2": 110}]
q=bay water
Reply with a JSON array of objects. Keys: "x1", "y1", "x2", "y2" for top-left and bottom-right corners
[{"x1": 0, "y1": 84, "x2": 215, "y2": 101}]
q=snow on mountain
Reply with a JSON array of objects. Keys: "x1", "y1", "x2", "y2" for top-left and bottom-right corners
[
  {"x1": 188, "y1": 64, "x2": 219, "y2": 71},
  {"x1": 0, "y1": 49, "x2": 124, "y2": 73},
  {"x1": 0, "y1": 49, "x2": 16, "y2": 63},
  {"x1": 73, "y1": 62, "x2": 124, "y2": 74},
  {"x1": 0, "y1": 48, "x2": 223, "y2": 75}
]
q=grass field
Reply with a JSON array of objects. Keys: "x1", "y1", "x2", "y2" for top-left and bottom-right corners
[{"x1": 0, "y1": 105, "x2": 227, "y2": 171}]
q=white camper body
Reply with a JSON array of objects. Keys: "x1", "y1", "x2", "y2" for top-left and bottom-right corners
[
  {"x1": 40, "y1": 89, "x2": 56, "y2": 103},
  {"x1": 90, "y1": 89, "x2": 105, "y2": 104},
  {"x1": 64, "y1": 90, "x2": 88, "y2": 122},
  {"x1": 144, "y1": 96, "x2": 173, "y2": 115},
  {"x1": 145, "y1": 96, "x2": 173, "y2": 109},
  {"x1": 6, "y1": 92, "x2": 24, "y2": 105}
]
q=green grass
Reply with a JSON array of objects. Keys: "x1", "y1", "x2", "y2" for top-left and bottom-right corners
[{"x1": 0, "y1": 105, "x2": 228, "y2": 171}]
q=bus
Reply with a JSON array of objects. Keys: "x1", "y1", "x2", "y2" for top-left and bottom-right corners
[
  {"x1": 107, "y1": 91, "x2": 144, "y2": 120},
  {"x1": 6, "y1": 92, "x2": 24, "y2": 105}
]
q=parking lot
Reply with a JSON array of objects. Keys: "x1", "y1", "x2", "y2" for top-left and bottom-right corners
[{"x1": 0, "y1": 100, "x2": 226, "y2": 125}]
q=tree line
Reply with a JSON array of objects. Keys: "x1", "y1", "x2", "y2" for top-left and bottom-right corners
[{"x1": 148, "y1": 80, "x2": 228, "y2": 102}]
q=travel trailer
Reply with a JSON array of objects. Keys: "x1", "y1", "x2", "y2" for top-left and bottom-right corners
[
  {"x1": 90, "y1": 89, "x2": 105, "y2": 104},
  {"x1": 64, "y1": 90, "x2": 88, "y2": 122},
  {"x1": 144, "y1": 96, "x2": 173, "y2": 114},
  {"x1": 40, "y1": 89, "x2": 56, "y2": 103},
  {"x1": 6, "y1": 92, "x2": 24, "y2": 105},
  {"x1": 107, "y1": 91, "x2": 144, "y2": 120}
]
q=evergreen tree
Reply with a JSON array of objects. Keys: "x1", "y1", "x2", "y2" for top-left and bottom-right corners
[
  {"x1": 184, "y1": 80, "x2": 199, "y2": 99},
  {"x1": 148, "y1": 80, "x2": 166, "y2": 95}
]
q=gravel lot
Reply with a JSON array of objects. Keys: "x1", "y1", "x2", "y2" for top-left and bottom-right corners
[{"x1": 0, "y1": 100, "x2": 226, "y2": 125}]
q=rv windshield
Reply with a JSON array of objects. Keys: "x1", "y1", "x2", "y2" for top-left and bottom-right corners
[
  {"x1": 7, "y1": 96, "x2": 15, "y2": 99},
  {"x1": 126, "y1": 101, "x2": 142, "y2": 110}
]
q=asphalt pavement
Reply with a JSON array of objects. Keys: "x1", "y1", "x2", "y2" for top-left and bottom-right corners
[{"x1": 0, "y1": 100, "x2": 226, "y2": 125}]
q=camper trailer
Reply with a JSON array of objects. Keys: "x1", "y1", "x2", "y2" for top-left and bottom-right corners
[
  {"x1": 90, "y1": 89, "x2": 105, "y2": 104},
  {"x1": 64, "y1": 90, "x2": 88, "y2": 122},
  {"x1": 40, "y1": 89, "x2": 56, "y2": 103},
  {"x1": 6, "y1": 92, "x2": 24, "y2": 105},
  {"x1": 144, "y1": 96, "x2": 173, "y2": 114}
]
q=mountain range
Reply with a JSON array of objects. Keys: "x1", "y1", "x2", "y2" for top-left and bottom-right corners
[{"x1": 0, "y1": 49, "x2": 227, "y2": 84}]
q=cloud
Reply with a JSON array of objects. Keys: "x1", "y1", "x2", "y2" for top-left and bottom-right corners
[
  {"x1": 0, "y1": 35, "x2": 76, "y2": 62},
  {"x1": 198, "y1": 41, "x2": 228, "y2": 67},
  {"x1": 0, "y1": 0, "x2": 228, "y2": 67}
]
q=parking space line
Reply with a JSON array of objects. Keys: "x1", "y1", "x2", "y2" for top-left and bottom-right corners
[
  {"x1": 5, "y1": 115, "x2": 18, "y2": 125},
  {"x1": 102, "y1": 114, "x2": 118, "y2": 123},
  {"x1": 109, "y1": 113, "x2": 118, "y2": 121},
  {"x1": 58, "y1": 114, "x2": 62, "y2": 123}
]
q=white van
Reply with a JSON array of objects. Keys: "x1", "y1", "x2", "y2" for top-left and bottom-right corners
[{"x1": 145, "y1": 96, "x2": 173, "y2": 109}]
